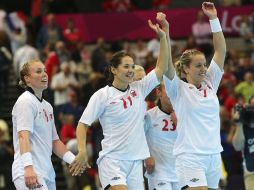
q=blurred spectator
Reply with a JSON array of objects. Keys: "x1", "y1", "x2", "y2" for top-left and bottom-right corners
[
  {"x1": 63, "y1": 18, "x2": 81, "y2": 52},
  {"x1": 147, "y1": 37, "x2": 160, "y2": 58},
  {"x1": 51, "y1": 62, "x2": 79, "y2": 129},
  {"x1": 91, "y1": 37, "x2": 109, "y2": 73},
  {"x1": 192, "y1": 10, "x2": 212, "y2": 58},
  {"x1": 239, "y1": 15, "x2": 253, "y2": 45},
  {"x1": 0, "y1": 9, "x2": 6, "y2": 30},
  {"x1": 0, "y1": 119, "x2": 14, "y2": 190},
  {"x1": 235, "y1": 71, "x2": 254, "y2": 102},
  {"x1": 234, "y1": 56, "x2": 254, "y2": 81},
  {"x1": 80, "y1": 72, "x2": 107, "y2": 107},
  {"x1": 75, "y1": 48, "x2": 93, "y2": 86},
  {"x1": 59, "y1": 89, "x2": 83, "y2": 144},
  {"x1": 132, "y1": 39, "x2": 149, "y2": 67},
  {"x1": 152, "y1": 0, "x2": 171, "y2": 10},
  {"x1": 224, "y1": 87, "x2": 244, "y2": 114},
  {"x1": 226, "y1": 49, "x2": 240, "y2": 69},
  {"x1": 13, "y1": 36, "x2": 39, "y2": 79},
  {"x1": 122, "y1": 40, "x2": 133, "y2": 55},
  {"x1": 183, "y1": 35, "x2": 198, "y2": 51},
  {"x1": 44, "y1": 43, "x2": 60, "y2": 85},
  {"x1": 55, "y1": 41, "x2": 71, "y2": 64},
  {"x1": 0, "y1": 46, "x2": 12, "y2": 98},
  {"x1": 144, "y1": 51, "x2": 156, "y2": 74},
  {"x1": 249, "y1": 10, "x2": 254, "y2": 34},
  {"x1": 36, "y1": 13, "x2": 62, "y2": 50},
  {"x1": 51, "y1": 62, "x2": 79, "y2": 108},
  {"x1": 3, "y1": 12, "x2": 27, "y2": 53},
  {"x1": 79, "y1": 42, "x2": 91, "y2": 64},
  {"x1": 218, "y1": 63, "x2": 237, "y2": 104}
]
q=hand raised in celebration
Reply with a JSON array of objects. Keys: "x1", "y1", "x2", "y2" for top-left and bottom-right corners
[
  {"x1": 148, "y1": 19, "x2": 166, "y2": 39},
  {"x1": 156, "y1": 12, "x2": 169, "y2": 31},
  {"x1": 202, "y1": 2, "x2": 217, "y2": 20}
]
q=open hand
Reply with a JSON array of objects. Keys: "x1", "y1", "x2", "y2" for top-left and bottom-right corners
[
  {"x1": 24, "y1": 166, "x2": 41, "y2": 189},
  {"x1": 148, "y1": 20, "x2": 166, "y2": 39},
  {"x1": 69, "y1": 151, "x2": 91, "y2": 176}
]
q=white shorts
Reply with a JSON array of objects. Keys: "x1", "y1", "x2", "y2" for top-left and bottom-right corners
[
  {"x1": 13, "y1": 176, "x2": 56, "y2": 190},
  {"x1": 98, "y1": 157, "x2": 144, "y2": 190},
  {"x1": 175, "y1": 153, "x2": 221, "y2": 189},
  {"x1": 147, "y1": 179, "x2": 178, "y2": 190}
]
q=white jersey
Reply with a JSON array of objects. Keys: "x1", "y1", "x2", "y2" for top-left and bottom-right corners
[
  {"x1": 12, "y1": 90, "x2": 59, "y2": 182},
  {"x1": 79, "y1": 70, "x2": 159, "y2": 163},
  {"x1": 144, "y1": 106, "x2": 178, "y2": 182},
  {"x1": 163, "y1": 60, "x2": 224, "y2": 155}
]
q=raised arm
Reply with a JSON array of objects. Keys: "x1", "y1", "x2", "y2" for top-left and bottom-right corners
[
  {"x1": 156, "y1": 12, "x2": 175, "y2": 80},
  {"x1": 69, "y1": 122, "x2": 90, "y2": 176},
  {"x1": 202, "y1": 2, "x2": 226, "y2": 70},
  {"x1": 148, "y1": 13, "x2": 169, "y2": 81}
]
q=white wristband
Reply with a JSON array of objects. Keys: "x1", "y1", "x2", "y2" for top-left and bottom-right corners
[
  {"x1": 20, "y1": 152, "x2": 33, "y2": 168},
  {"x1": 63, "y1": 151, "x2": 75, "y2": 164},
  {"x1": 209, "y1": 18, "x2": 222, "y2": 33}
]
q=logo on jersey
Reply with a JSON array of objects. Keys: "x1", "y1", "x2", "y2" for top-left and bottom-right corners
[
  {"x1": 158, "y1": 182, "x2": 166, "y2": 186},
  {"x1": 153, "y1": 124, "x2": 159, "y2": 128},
  {"x1": 111, "y1": 177, "x2": 121, "y2": 181},
  {"x1": 130, "y1": 90, "x2": 137, "y2": 98},
  {"x1": 43, "y1": 109, "x2": 49, "y2": 122},
  {"x1": 190, "y1": 178, "x2": 199, "y2": 182},
  {"x1": 207, "y1": 84, "x2": 212, "y2": 89}
]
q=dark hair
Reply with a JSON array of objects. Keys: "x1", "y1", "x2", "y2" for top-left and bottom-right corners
[
  {"x1": 104, "y1": 51, "x2": 131, "y2": 84},
  {"x1": 176, "y1": 49, "x2": 204, "y2": 80}
]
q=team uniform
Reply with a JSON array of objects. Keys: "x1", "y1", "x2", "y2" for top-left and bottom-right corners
[
  {"x1": 12, "y1": 88, "x2": 59, "y2": 190},
  {"x1": 163, "y1": 60, "x2": 224, "y2": 189},
  {"x1": 79, "y1": 70, "x2": 159, "y2": 189},
  {"x1": 144, "y1": 106, "x2": 178, "y2": 190}
]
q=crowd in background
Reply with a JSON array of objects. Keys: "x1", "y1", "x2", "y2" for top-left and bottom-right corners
[{"x1": 0, "y1": 1, "x2": 254, "y2": 190}]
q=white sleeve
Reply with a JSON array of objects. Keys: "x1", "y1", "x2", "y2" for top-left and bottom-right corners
[
  {"x1": 79, "y1": 89, "x2": 106, "y2": 126},
  {"x1": 206, "y1": 60, "x2": 224, "y2": 92},
  {"x1": 138, "y1": 70, "x2": 160, "y2": 98},
  {"x1": 51, "y1": 106, "x2": 59, "y2": 140},
  {"x1": 163, "y1": 73, "x2": 179, "y2": 105},
  {"x1": 16, "y1": 98, "x2": 35, "y2": 133},
  {"x1": 52, "y1": 126, "x2": 59, "y2": 140},
  {"x1": 144, "y1": 112, "x2": 152, "y2": 134}
]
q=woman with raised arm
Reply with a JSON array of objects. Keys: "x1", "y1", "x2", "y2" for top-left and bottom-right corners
[
  {"x1": 163, "y1": 2, "x2": 226, "y2": 190},
  {"x1": 69, "y1": 13, "x2": 169, "y2": 190}
]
